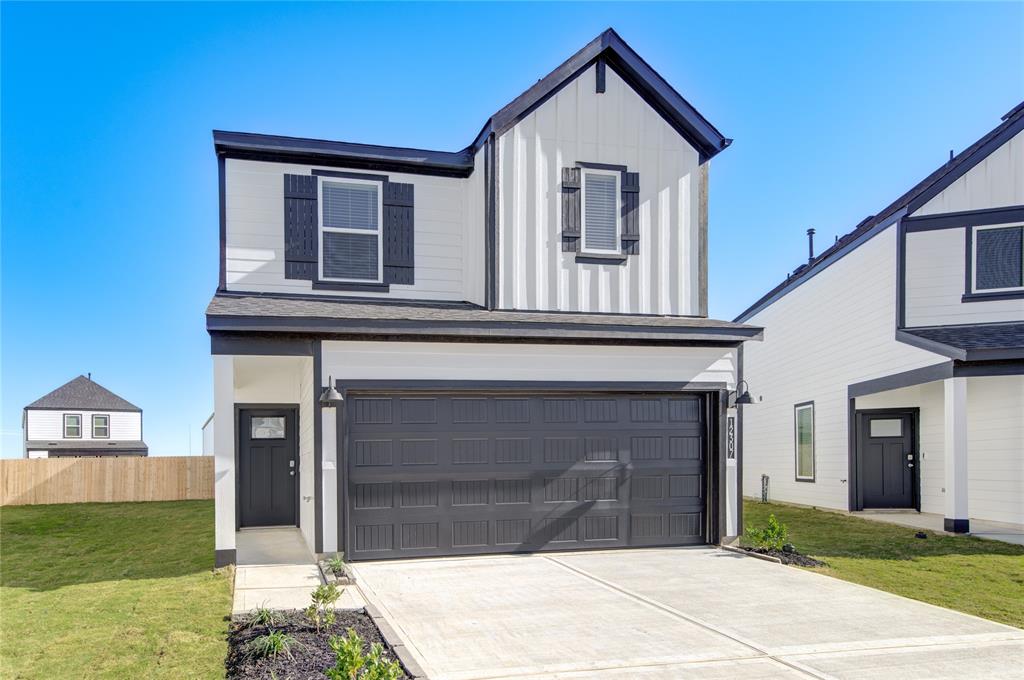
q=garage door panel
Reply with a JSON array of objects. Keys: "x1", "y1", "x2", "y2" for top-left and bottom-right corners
[{"x1": 346, "y1": 392, "x2": 709, "y2": 560}]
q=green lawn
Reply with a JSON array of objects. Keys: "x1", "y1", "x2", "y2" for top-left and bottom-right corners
[
  {"x1": 744, "y1": 500, "x2": 1024, "y2": 628},
  {"x1": 1, "y1": 500, "x2": 232, "y2": 679}
]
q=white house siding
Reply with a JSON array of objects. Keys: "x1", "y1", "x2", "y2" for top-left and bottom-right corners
[
  {"x1": 905, "y1": 228, "x2": 1024, "y2": 326},
  {"x1": 496, "y1": 64, "x2": 701, "y2": 315},
  {"x1": 25, "y1": 409, "x2": 141, "y2": 441},
  {"x1": 463, "y1": 151, "x2": 486, "y2": 306},
  {"x1": 224, "y1": 159, "x2": 472, "y2": 302},
  {"x1": 855, "y1": 376, "x2": 1024, "y2": 526},
  {"x1": 912, "y1": 129, "x2": 1024, "y2": 216},
  {"x1": 741, "y1": 225, "x2": 946, "y2": 511}
]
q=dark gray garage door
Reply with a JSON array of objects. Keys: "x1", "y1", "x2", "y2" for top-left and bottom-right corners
[{"x1": 344, "y1": 392, "x2": 708, "y2": 560}]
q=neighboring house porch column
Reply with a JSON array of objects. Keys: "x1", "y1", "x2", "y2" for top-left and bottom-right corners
[
  {"x1": 943, "y1": 377, "x2": 969, "y2": 533},
  {"x1": 213, "y1": 355, "x2": 237, "y2": 565}
]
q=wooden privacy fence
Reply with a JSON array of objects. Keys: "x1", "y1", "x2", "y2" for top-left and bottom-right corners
[{"x1": 1, "y1": 456, "x2": 214, "y2": 506}]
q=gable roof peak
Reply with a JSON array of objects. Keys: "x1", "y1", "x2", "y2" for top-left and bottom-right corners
[{"x1": 25, "y1": 375, "x2": 142, "y2": 412}]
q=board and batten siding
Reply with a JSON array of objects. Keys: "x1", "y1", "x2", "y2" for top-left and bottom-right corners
[
  {"x1": 496, "y1": 64, "x2": 701, "y2": 315},
  {"x1": 25, "y1": 409, "x2": 141, "y2": 441},
  {"x1": 856, "y1": 376, "x2": 1024, "y2": 526},
  {"x1": 741, "y1": 225, "x2": 946, "y2": 510},
  {"x1": 912, "y1": 129, "x2": 1024, "y2": 217},
  {"x1": 905, "y1": 227, "x2": 1024, "y2": 327},
  {"x1": 224, "y1": 158, "x2": 481, "y2": 302}
]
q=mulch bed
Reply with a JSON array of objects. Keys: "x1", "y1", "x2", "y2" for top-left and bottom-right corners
[
  {"x1": 743, "y1": 547, "x2": 826, "y2": 567},
  {"x1": 225, "y1": 609, "x2": 410, "y2": 680}
]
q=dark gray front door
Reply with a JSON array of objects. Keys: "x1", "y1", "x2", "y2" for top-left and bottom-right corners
[
  {"x1": 345, "y1": 392, "x2": 708, "y2": 560},
  {"x1": 239, "y1": 409, "x2": 297, "y2": 527},
  {"x1": 858, "y1": 411, "x2": 916, "y2": 509}
]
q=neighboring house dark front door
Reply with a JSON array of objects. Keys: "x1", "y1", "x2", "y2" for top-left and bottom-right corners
[
  {"x1": 239, "y1": 408, "x2": 297, "y2": 527},
  {"x1": 857, "y1": 410, "x2": 917, "y2": 509}
]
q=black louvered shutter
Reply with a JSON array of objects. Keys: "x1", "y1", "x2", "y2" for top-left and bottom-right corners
[
  {"x1": 561, "y1": 167, "x2": 582, "y2": 252},
  {"x1": 283, "y1": 174, "x2": 318, "y2": 280},
  {"x1": 621, "y1": 172, "x2": 640, "y2": 255},
  {"x1": 383, "y1": 181, "x2": 415, "y2": 285}
]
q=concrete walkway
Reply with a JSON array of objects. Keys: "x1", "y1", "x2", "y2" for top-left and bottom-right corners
[
  {"x1": 232, "y1": 528, "x2": 365, "y2": 614},
  {"x1": 852, "y1": 510, "x2": 1024, "y2": 546},
  {"x1": 353, "y1": 547, "x2": 1024, "y2": 680}
]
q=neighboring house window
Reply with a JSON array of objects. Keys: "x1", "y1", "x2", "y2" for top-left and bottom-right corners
[
  {"x1": 973, "y1": 224, "x2": 1023, "y2": 292},
  {"x1": 63, "y1": 414, "x2": 82, "y2": 439},
  {"x1": 92, "y1": 414, "x2": 110, "y2": 439},
  {"x1": 794, "y1": 402, "x2": 814, "y2": 481},
  {"x1": 581, "y1": 169, "x2": 621, "y2": 254},
  {"x1": 319, "y1": 178, "x2": 383, "y2": 283}
]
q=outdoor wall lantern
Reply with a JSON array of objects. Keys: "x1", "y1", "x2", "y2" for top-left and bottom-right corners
[
  {"x1": 319, "y1": 376, "x2": 343, "y2": 407},
  {"x1": 731, "y1": 380, "x2": 755, "y2": 406}
]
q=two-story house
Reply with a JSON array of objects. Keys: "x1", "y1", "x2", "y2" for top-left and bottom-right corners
[
  {"x1": 737, "y1": 102, "x2": 1024, "y2": 535},
  {"x1": 23, "y1": 375, "x2": 148, "y2": 457},
  {"x1": 206, "y1": 29, "x2": 762, "y2": 567}
]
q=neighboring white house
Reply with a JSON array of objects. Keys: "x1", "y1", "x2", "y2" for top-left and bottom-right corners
[
  {"x1": 23, "y1": 375, "x2": 148, "y2": 458},
  {"x1": 736, "y1": 102, "x2": 1024, "y2": 533},
  {"x1": 206, "y1": 29, "x2": 763, "y2": 566}
]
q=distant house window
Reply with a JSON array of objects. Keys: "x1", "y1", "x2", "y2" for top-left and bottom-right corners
[
  {"x1": 794, "y1": 403, "x2": 814, "y2": 481},
  {"x1": 581, "y1": 169, "x2": 621, "y2": 254},
  {"x1": 973, "y1": 225, "x2": 1023, "y2": 292},
  {"x1": 92, "y1": 414, "x2": 110, "y2": 439},
  {"x1": 319, "y1": 178, "x2": 383, "y2": 283},
  {"x1": 64, "y1": 414, "x2": 82, "y2": 439}
]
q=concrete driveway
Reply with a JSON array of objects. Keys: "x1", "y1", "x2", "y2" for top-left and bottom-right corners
[{"x1": 352, "y1": 547, "x2": 1023, "y2": 680}]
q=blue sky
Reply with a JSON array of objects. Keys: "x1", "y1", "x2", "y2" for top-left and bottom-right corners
[{"x1": 2, "y1": 2, "x2": 1021, "y2": 457}]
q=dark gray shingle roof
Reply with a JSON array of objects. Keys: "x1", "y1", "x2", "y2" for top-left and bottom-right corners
[
  {"x1": 206, "y1": 294, "x2": 763, "y2": 343},
  {"x1": 25, "y1": 440, "x2": 148, "y2": 452},
  {"x1": 899, "y1": 322, "x2": 1024, "y2": 361},
  {"x1": 25, "y1": 376, "x2": 141, "y2": 412}
]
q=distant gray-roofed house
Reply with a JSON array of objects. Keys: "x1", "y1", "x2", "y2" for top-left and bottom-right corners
[{"x1": 23, "y1": 375, "x2": 148, "y2": 458}]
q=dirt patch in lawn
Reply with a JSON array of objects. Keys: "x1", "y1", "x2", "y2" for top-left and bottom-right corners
[
  {"x1": 226, "y1": 609, "x2": 410, "y2": 679},
  {"x1": 742, "y1": 547, "x2": 826, "y2": 567}
]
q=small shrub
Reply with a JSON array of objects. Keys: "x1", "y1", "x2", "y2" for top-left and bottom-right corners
[
  {"x1": 326, "y1": 628, "x2": 402, "y2": 680},
  {"x1": 247, "y1": 630, "x2": 299, "y2": 660},
  {"x1": 305, "y1": 583, "x2": 342, "y2": 633},
  {"x1": 744, "y1": 513, "x2": 789, "y2": 551},
  {"x1": 326, "y1": 628, "x2": 364, "y2": 679},
  {"x1": 327, "y1": 552, "x2": 346, "y2": 575},
  {"x1": 245, "y1": 606, "x2": 279, "y2": 629}
]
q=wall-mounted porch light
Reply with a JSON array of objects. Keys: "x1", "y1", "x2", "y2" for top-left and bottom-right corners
[
  {"x1": 731, "y1": 380, "x2": 755, "y2": 406},
  {"x1": 319, "y1": 376, "x2": 343, "y2": 407}
]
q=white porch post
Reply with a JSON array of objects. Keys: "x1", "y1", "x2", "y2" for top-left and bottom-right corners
[
  {"x1": 213, "y1": 355, "x2": 237, "y2": 565},
  {"x1": 321, "y1": 402, "x2": 339, "y2": 554},
  {"x1": 943, "y1": 377, "x2": 969, "y2": 533}
]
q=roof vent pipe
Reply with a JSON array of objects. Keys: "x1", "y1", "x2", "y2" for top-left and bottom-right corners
[
  {"x1": 807, "y1": 228, "x2": 816, "y2": 263},
  {"x1": 87, "y1": 372, "x2": 91, "y2": 381},
  {"x1": 949, "y1": 149, "x2": 954, "y2": 162}
]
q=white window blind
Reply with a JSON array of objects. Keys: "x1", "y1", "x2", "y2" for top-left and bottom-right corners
[
  {"x1": 320, "y1": 180, "x2": 381, "y2": 282},
  {"x1": 583, "y1": 171, "x2": 619, "y2": 252}
]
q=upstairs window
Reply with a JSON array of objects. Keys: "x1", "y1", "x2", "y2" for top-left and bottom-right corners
[
  {"x1": 92, "y1": 414, "x2": 110, "y2": 439},
  {"x1": 973, "y1": 225, "x2": 1023, "y2": 292},
  {"x1": 64, "y1": 414, "x2": 82, "y2": 439},
  {"x1": 319, "y1": 178, "x2": 382, "y2": 283},
  {"x1": 582, "y1": 169, "x2": 621, "y2": 254},
  {"x1": 794, "y1": 402, "x2": 815, "y2": 481}
]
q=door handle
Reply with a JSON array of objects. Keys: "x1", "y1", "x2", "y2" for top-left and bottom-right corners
[{"x1": 289, "y1": 471, "x2": 295, "y2": 476}]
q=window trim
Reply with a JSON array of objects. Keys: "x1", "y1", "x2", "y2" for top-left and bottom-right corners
[
  {"x1": 63, "y1": 413, "x2": 82, "y2": 439},
  {"x1": 580, "y1": 168, "x2": 622, "y2": 256},
  {"x1": 970, "y1": 223, "x2": 1024, "y2": 294},
  {"x1": 794, "y1": 401, "x2": 815, "y2": 482},
  {"x1": 92, "y1": 414, "x2": 110, "y2": 439},
  {"x1": 317, "y1": 176, "x2": 384, "y2": 284}
]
